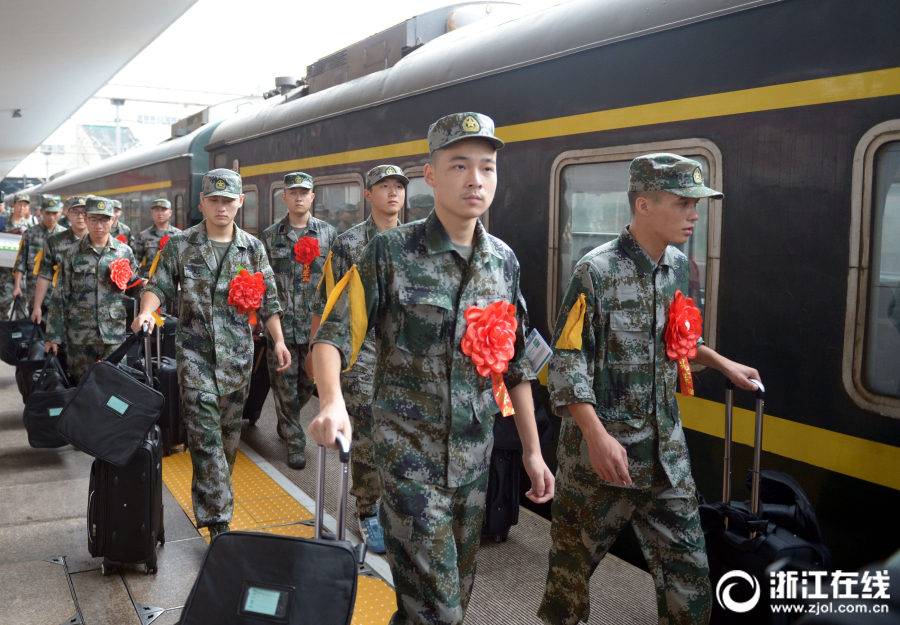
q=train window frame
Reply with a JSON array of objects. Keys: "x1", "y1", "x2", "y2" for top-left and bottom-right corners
[
  {"x1": 270, "y1": 181, "x2": 287, "y2": 224},
  {"x1": 241, "y1": 184, "x2": 259, "y2": 235},
  {"x1": 547, "y1": 139, "x2": 724, "y2": 358},
  {"x1": 311, "y1": 172, "x2": 365, "y2": 234},
  {"x1": 843, "y1": 119, "x2": 900, "y2": 418},
  {"x1": 402, "y1": 165, "x2": 490, "y2": 230}
]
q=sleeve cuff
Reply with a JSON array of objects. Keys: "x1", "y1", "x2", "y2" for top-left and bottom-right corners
[
  {"x1": 551, "y1": 386, "x2": 596, "y2": 418},
  {"x1": 311, "y1": 321, "x2": 351, "y2": 371},
  {"x1": 141, "y1": 284, "x2": 167, "y2": 304}
]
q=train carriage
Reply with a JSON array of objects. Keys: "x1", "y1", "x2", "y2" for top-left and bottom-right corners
[{"x1": 204, "y1": 0, "x2": 900, "y2": 572}]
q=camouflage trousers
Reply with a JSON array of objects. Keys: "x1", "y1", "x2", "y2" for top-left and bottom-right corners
[
  {"x1": 344, "y1": 376, "x2": 379, "y2": 519},
  {"x1": 181, "y1": 385, "x2": 248, "y2": 528},
  {"x1": 538, "y1": 422, "x2": 711, "y2": 625},
  {"x1": 379, "y1": 470, "x2": 488, "y2": 625},
  {"x1": 67, "y1": 342, "x2": 117, "y2": 382},
  {"x1": 0, "y1": 268, "x2": 16, "y2": 319},
  {"x1": 266, "y1": 339, "x2": 315, "y2": 454}
]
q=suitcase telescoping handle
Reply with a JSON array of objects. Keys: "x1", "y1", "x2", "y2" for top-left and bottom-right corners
[
  {"x1": 155, "y1": 320, "x2": 162, "y2": 369},
  {"x1": 722, "y1": 378, "x2": 765, "y2": 519},
  {"x1": 142, "y1": 322, "x2": 153, "y2": 380},
  {"x1": 314, "y1": 431, "x2": 351, "y2": 541}
]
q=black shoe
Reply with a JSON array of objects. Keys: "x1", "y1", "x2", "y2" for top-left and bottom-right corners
[
  {"x1": 287, "y1": 452, "x2": 306, "y2": 470},
  {"x1": 208, "y1": 522, "x2": 230, "y2": 539}
]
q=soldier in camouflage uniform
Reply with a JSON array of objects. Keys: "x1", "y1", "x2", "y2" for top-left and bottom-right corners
[
  {"x1": 310, "y1": 164, "x2": 408, "y2": 554},
  {"x1": 260, "y1": 171, "x2": 337, "y2": 469},
  {"x1": 0, "y1": 193, "x2": 33, "y2": 315},
  {"x1": 133, "y1": 198, "x2": 182, "y2": 279},
  {"x1": 110, "y1": 200, "x2": 134, "y2": 249},
  {"x1": 309, "y1": 113, "x2": 554, "y2": 625},
  {"x1": 31, "y1": 195, "x2": 87, "y2": 324},
  {"x1": 12, "y1": 194, "x2": 66, "y2": 313},
  {"x1": 45, "y1": 197, "x2": 141, "y2": 381},
  {"x1": 57, "y1": 199, "x2": 72, "y2": 229},
  {"x1": 538, "y1": 154, "x2": 761, "y2": 625},
  {"x1": 134, "y1": 169, "x2": 291, "y2": 538}
]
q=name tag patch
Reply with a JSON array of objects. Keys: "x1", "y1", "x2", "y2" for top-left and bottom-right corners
[
  {"x1": 106, "y1": 395, "x2": 130, "y2": 416},
  {"x1": 11, "y1": 332, "x2": 21, "y2": 339},
  {"x1": 48, "y1": 408, "x2": 62, "y2": 417}
]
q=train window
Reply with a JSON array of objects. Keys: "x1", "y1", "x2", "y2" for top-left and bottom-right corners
[
  {"x1": 271, "y1": 184, "x2": 287, "y2": 223},
  {"x1": 311, "y1": 174, "x2": 365, "y2": 235},
  {"x1": 405, "y1": 175, "x2": 434, "y2": 223},
  {"x1": 174, "y1": 194, "x2": 184, "y2": 229},
  {"x1": 242, "y1": 187, "x2": 259, "y2": 235},
  {"x1": 214, "y1": 152, "x2": 227, "y2": 169},
  {"x1": 129, "y1": 197, "x2": 142, "y2": 232},
  {"x1": 549, "y1": 141, "x2": 723, "y2": 349},
  {"x1": 863, "y1": 141, "x2": 900, "y2": 399}
]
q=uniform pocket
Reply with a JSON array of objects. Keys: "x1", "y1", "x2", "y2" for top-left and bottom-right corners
[
  {"x1": 374, "y1": 384, "x2": 442, "y2": 423},
  {"x1": 396, "y1": 287, "x2": 451, "y2": 356},
  {"x1": 472, "y1": 386, "x2": 498, "y2": 422},
  {"x1": 72, "y1": 265, "x2": 97, "y2": 292},
  {"x1": 606, "y1": 310, "x2": 651, "y2": 366},
  {"x1": 269, "y1": 246, "x2": 292, "y2": 275}
]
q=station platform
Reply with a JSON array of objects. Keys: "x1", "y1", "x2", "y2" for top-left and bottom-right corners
[{"x1": 0, "y1": 360, "x2": 657, "y2": 625}]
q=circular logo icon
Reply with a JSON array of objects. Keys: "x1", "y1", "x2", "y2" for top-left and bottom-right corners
[
  {"x1": 716, "y1": 571, "x2": 761, "y2": 613},
  {"x1": 215, "y1": 180, "x2": 227, "y2": 191},
  {"x1": 97, "y1": 201, "x2": 106, "y2": 210},
  {"x1": 461, "y1": 115, "x2": 481, "y2": 133},
  {"x1": 49, "y1": 200, "x2": 56, "y2": 206},
  {"x1": 693, "y1": 168, "x2": 703, "y2": 185},
  {"x1": 385, "y1": 167, "x2": 396, "y2": 175},
  {"x1": 295, "y1": 175, "x2": 304, "y2": 184}
]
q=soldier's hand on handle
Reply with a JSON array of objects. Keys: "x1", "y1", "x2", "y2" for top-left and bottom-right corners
[
  {"x1": 12, "y1": 285, "x2": 22, "y2": 298},
  {"x1": 309, "y1": 400, "x2": 353, "y2": 451},
  {"x1": 131, "y1": 313, "x2": 156, "y2": 334},
  {"x1": 523, "y1": 452, "x2": 555, "y2": 504},
  {"x1": 721, "y1": 360, "x2": 762, "y2": 392},
  {"x1": 272, "y1": 340, "x2": 292, "y2": 372},
  {"x1": 31, "y1": 307, "x2": 42, "y2": 324},
  {"x1": 45, "y1": 342, "x2": 58, "y2": 355}
]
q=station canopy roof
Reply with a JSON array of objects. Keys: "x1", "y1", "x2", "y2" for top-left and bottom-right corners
[{"x1": 0, "y1": 0, "x2": 199, "y2": 180}]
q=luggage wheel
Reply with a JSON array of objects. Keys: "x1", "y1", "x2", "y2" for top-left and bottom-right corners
[
  {"x1": 101, "y1": 562, "x2": 115, "y2": 576},
  {"x1": 493, "y1": 533, "x2": 508, "y2": 543},
  {"x1": 145, "y1": 561, "x2": 158, "y2": 574}
]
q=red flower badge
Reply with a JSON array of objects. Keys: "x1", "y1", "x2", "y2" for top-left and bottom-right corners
[
  {"x1": 228, "y1": 268, "x2": 267, "y2": 324},
  {"x1": 665, "y1": 290, "x2": 703, "y2": 396},
  {"x1": 294, "y1": 237, "x2": 320, "y2": 283},
  {"x1": 159, "y1": 235, "x2": 170, "y2": 250},
  {"x1": 116, "y1": 234, "x2": 127, "y2": 244},
  {"x1": 109, "y1": 257, "x2": 133, "y2": 291},
  {"x1": 461, "y1": 301, "x2": 518, "y2": 416}
]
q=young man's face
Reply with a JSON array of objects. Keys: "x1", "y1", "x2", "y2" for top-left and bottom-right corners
[
  {"x1": 112, "y1": 208, "x2": 122, "y2": 225},
  {"x1": 68, "y1": 206, "x2": 87, "y2": 230},
  {"x1": 425, "y1": 138, "x2": 497, "y2": 221},
  {"x1": 200, "y1": 193, "x2": 243, "y2": 228},
  {"x1": 152, "y1": 206, "x2": 172, "y2": 228},
  {"x1": 13, "y1": 201, "x2": 29, "y2": 216},
  {"x1": 640, "y1": 192, "x2": 701, "y2": 246},
  {"x1": 365, "y1": 178, "x2": 405, "y2": 218},
  {"x1": 282, "y1": 187, "x2": 314, "y2": 218},
  {"x1": 87, "y1": 214, "x2": 112, "y2": 242},
  {"x1": 42, "y1": 211, "x2": 60, "y2": 229}
]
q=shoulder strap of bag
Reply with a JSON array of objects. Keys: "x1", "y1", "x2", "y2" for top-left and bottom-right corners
[
  {"x1": 35, "y1": 353, "x2": 62, "y2": 387},
  {"x1": 104, "y1": 329, "x2": 146, "y2": 365}
]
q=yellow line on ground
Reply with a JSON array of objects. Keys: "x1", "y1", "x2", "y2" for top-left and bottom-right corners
[{"x1": 241, "y1": 66, "x2": 900, "y2": 178}]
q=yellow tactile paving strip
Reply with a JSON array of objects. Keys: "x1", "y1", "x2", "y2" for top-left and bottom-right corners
[{"x1": 162, "y1": 449, "x2": 397, "y2": 624}]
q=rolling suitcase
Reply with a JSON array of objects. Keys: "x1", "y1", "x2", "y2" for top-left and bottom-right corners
[
  {"x1": 87, "y1": 424, "x2": 165, "y2": 575},
  {"x1": 243, "y1": 336, "x2": 270, "y2": 425},
  {"x1": 140, "y1": 328, "x2": 184, "y2": 456},
  {"x1": 180, "y1": 432, "x2": 366, "y2": 624},
  {"x1": 701, "y1": 379, "x2": 832, "y2": 624}
]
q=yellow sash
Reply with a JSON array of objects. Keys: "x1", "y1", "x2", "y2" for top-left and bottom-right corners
[
  {"x1": 320, "y1": 264, "x2": 367, "y2": 369},
  {"x1": 555, "y1": 293, "x2": 586, "y2": 350},
  {"x1": 316, "y1": 250, "x2": 336, "y2": 298},
  {"x1": 31, "y1": 248, "x2": 43, "y2": 276}
]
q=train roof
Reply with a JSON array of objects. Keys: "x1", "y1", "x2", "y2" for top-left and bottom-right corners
[
  {"x1": 208, "y1": 0, "x2": 782, "y2": 148},
  {"x1": 39, "y1": 120, "x2": 224, "y2": 194}
]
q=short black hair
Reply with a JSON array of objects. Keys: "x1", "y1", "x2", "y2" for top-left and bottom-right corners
[{"x1": 627, "y1": 190, "x2": 668, "y2": 215}]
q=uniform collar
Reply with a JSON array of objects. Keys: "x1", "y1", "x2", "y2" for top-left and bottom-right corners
[
  {"x1": 365, "y1": 214, "x2": 402, "y2": 242},
  {"x1": 618, "y1": 226, "x2": 675, "y2": 274},
  {"x1": 278, "y1": 213, "x2": 319, "y2": 242},
  {"x1": 423, "y1": 210, "x2": 501, "y2": 263},
  {"x1": 78, "y1": 234, "x2": 117, "y2": 255}
]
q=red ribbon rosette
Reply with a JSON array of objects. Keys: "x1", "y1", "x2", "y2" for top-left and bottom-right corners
[
  {"x1": 159, "y1": 234, "x2": 170, "y2": 250},
  {"x1": 228, "y1": 268, "x2": 267, "y2": 325},
  {"x1": 109, "y1": 257, "x2": 135, "y2": 291},
  {"x1": 116, "y1": 234, "x2": 127, "y2": 244},
  {"x1": 461, "y1": 301, "x2": 518, "y2": 417},
  {"x1": 665, "y1": 290, "x2": 703, "y2": 396},
  {"x1": 294, "y1": 237, "x2": 320, "y2": 283}
]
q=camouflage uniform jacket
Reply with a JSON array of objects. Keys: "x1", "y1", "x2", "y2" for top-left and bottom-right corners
[
  {"x1": 313, "y1": 210, "x2": 535, "y2": 488},
  {"x1": 261, "y1": 214, "x2": 336, "y2": 344},
  {"x1": 110, "y1": 221, "x2": 134, "y2": 249},
  {"x1": 548, "y1": 226, "x2": 703, "y2": 490},
  {"x1": 38, "y1": 229, "x2": 83, "y2": 282},
  {"x1": 46, "y1": 236, "x2": 140, "y2": 346},
  {"x1": 314, "y1": 215, "x2": 400, "y2": 393},
  {"x1": 142, "y1": 220, "x2": 282, "y2": 396},
  {"x1": 13, "y1": 223, "x2": 66, "y2": 287},
  {"x1": 133, "y1": 225, "x2": 182, "y2": 278},
  {"x1": 57, "y1": 216, "x2": 71, "y2": 229}
]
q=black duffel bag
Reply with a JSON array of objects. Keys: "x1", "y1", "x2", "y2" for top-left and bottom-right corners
[
  {"x1": 0, "y1": 297, "x2": 40, "y2": 366},
  {"x1": 23, "y1": 388, "x2": 76, "y2": 449},
  {"x1": 14, "y1": 329, "x2": 49, "y2": 399},
  {"x1": 17, "y1": 352, "x2": 68, "y2": 402},
  {"x1": 55, "y1": 330, "x2": 165, "y2": 467}
]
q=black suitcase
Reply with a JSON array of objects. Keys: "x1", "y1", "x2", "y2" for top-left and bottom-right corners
[
  {"x1": 180, "y1": 432, "x2": 365, "y2": 624},
  {"x1": 140, "y1": 329, "x2": 184, "y2": 456},
  {"x1": 243, "y1": 337, "x2": 270, "y2": 424},
  {"x1": 1, "y1": 297, "x2": 40, "y2": 365},
  {"x1": 88, "y1": 425, "x2": 165, "y2": 575},
  {"x1": 702, "y1": 380, "x2": 833, "y2": 624}
]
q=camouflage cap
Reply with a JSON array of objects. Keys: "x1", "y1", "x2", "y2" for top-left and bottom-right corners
[
  {"x1": 41, "y1": 194, "x2": 62, "y2": 212},
  {"x1": 427, "y1": 112, "x2": 504, "y2": 154},
  {"x1": 202, "y1": 168, "x2": 242, "y2": 199},
  {"x1": 408, "y1": 193, "x2": 435, "y2": 210},
  {"x1": 67, "y1": 195, "x2": 87, "y2": 208},
  {"x1": 628, "y1": 153, "x2": 723, "y2": 199},
  {"x1": 13, "y1": 193, "x2": 30, "y2": 203},
  {"x1": 111, "y1": 199, "x2": 123, "y2": 211},
  {"x1": 85, "y1": 196, "x2": 115, "y2": 216},
  {"x1": 151, "y1": 198, "x2": 172, "y2": 210},
  {"x1": 365, "y1": 164, "x2": 409, "y2": 189},
  {"x1": 283, "y1": 172, "x2": 314, "y2": 190}
]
